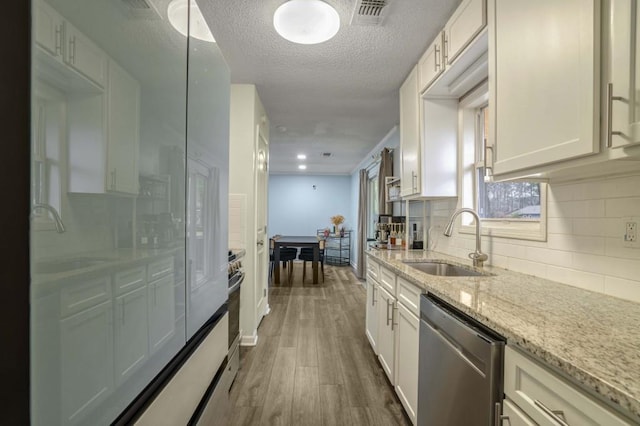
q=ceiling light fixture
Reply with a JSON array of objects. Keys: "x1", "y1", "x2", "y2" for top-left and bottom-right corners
[
  {"x1": 297, "y1": 154, "x2": 307, "y2": 160},
  {"x1": 168, "y1": 0, "x2": 215, "y2": 43},
  {"x1": 273, "y1": 0, "x2": 340, "y2": 45},
  {"x1": 298, "y1": 164, "x2": 307, "y2": 170}
]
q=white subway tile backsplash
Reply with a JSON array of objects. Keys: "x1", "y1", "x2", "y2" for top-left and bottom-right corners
[
  {"x1": 605, "y1": 197, "x2": 640, "y2": 217},
  {"x1": 428, "y1": 174, "x2": 640, "y2": 303},
  {"x1": 604, "y1": 276, "x2": 640, "y2": 303}
]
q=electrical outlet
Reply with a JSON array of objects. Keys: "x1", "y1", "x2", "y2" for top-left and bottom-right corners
[{"x1": 623, "y1": 217, "x2": 639, "y2": 248}]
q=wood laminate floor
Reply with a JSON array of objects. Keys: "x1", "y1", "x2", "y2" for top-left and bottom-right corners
[{"x1": 229, "y1": 262, "x2": 411, "y2": 426}]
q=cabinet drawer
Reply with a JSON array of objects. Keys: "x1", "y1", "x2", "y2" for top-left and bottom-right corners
[
  {"x1": 114, "y1": 265, "x2": 146, "y2": 295},
  {"x1": 502, "y1": 398, "x2": 536, "y2": 426},
  {"x1": 147, "y1": 257, "x2": 174, "y2": 282},
  {"x1": 366, "y1": 258, "x2": 380, "y2": 282},
  {"x1": 504, "y1": 346, "x2": 631, "y2": 426},
  {"x1": 379, "y1": 266, "x2": 396, "y2": 294},
  {"x1": 61, "y1": 275, "x2": 111, "y2": 318},
  {"x1": 397, "y1": 277, "x2": 421, "y2": 317}
]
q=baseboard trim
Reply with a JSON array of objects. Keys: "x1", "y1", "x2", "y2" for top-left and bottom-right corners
[{"x1": 240, "y1": 332, "x2": 258, "y2": 346}]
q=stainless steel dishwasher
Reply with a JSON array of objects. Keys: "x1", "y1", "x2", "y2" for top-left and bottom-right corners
[{"x1": 418, "y1": 293, "x2": 505, "y2": 426}]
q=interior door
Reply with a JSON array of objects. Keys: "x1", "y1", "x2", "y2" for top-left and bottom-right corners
[{"x1": 255, "y1": 126, "x2": 269, "y2": 321}]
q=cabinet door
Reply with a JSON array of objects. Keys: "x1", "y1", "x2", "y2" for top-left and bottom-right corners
[
  {"x1": 34, "y1": 0, "x2": 63, "y2": 58},
  {"x1": 114, "y1": 286, "x2": 148, "y2": 385},
  {"x1": 418, "y1": 34, "x2": 444, "y2": 93},
  {"x1": 60, "y1": 301, "x2": 113, "y2": 424},
  {"x1": 609, "y1": 0, "x2": 640, "y2": 148},
  {"x1": 365, "y1": 279, "x2": 378, "y2": 352},
  {"x1": 376, "y1": 286, "x2": 396, "y2": 384},
  {"x1": 394, "y1": 302, "x2": 419, "y2": 425},
  {"x1": 65, "y1": 23, "x2": 107, "y2": 87},
  {"x1": 490, "y1": 0, "x2": 599, "y2": 176},
  {"x1": 107, "y1": 60, "x2": 140, "y2": 194},
  {"x1": 444, "y1": 0, "x2": 486, "y2": 66},
  {"x1": 148, "y1": 275, "x2": 176, "y2": 354},
  {"x1": 400, "y1": 66, "x2": 421, "y2": 197}
]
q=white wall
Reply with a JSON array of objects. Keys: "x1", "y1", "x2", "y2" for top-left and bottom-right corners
[
  {"x1": 428, "y1": 173, "x2": 640, "y2": 303},
  {"x1": 268, "y1": 174, "x2": 352, "y2": 236}
]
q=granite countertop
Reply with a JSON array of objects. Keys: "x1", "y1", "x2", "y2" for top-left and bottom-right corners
[
  {"x1": 31, "y1": 245, "x2": 184, "y2": 296},
  {"x1": 367, "y1": 249, "x2": 640, "y2": 422}
]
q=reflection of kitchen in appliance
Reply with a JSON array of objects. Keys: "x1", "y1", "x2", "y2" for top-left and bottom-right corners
[
  {"x1": 136, "y1": 175, "x2": 182, "y2": 248},
  {"x1": 227, "y1": 249, "x2": 245, "y2": 387}
]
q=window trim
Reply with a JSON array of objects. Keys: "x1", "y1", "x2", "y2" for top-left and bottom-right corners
[{"x1": 458, "y1": 82, "x2": 548, "y2": 242}]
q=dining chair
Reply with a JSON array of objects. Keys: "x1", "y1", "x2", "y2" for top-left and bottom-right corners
[
  {"x1": 298, "y1": 239, "x2": 325, "y2": 283},
  {"x1": 269, "y1": 238, "x2": 296, "y2": 284}
]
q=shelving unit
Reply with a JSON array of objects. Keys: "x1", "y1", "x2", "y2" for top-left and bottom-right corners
[{"x1": 324, "y1": 231, "x2": 351, "y2": 266}]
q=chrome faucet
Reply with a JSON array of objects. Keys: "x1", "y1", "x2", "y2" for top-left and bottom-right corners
[
  {"x1": 443, "y1": 208, "x2": 488, "y2": 267},
  {"x1": 31, "y1": 203, "x2": 66, "y2": 233}
]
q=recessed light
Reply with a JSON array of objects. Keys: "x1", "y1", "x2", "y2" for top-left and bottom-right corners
[
  {"x1": 297, "y1": 154, "x2": 307, "y2": 160},
  {"x1": 168, "y1": 0, "x2": 215, "y2": 43},
  {"x1": 273, "y1": 0, "x2": 340, "y2": 45},
  {"x1": 298, "y1": 164, "x2": 307, "y2": 170}
]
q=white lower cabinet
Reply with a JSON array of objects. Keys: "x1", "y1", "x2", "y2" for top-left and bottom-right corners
[
  {"x1": 114, "y1": 285, "x2": 148, "y2": 385},
  {"x1": 376, "y1": 285, "x2": 396, "y2": 383},
  {"x1": 504, "y1": 346, "x2": 632, "y2": 426},
  {"x1": 502, "y1": 398, "x2": 536, "y2": 426},
  {"x1": 148, "y1": 274, "x2": 176, "y2": 355},
  {"x1": 394, "y1": 301, "x2": 420, "y2": 425},
  {"x1": 365, "y1": 277, "x2": 378, "y2": 352},
  {"x1": 60, "y1": 300, "x2": 114, "y2": 424},
  {"x1": 366, "y1": 258, "x2": 421, "y2": 425}
]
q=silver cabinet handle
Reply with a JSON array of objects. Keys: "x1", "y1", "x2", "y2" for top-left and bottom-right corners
[
  {"x1": 434, "y1": 45, "x2": 440, "y2": 72},
  {"x1": 257, "y1": 240, "x2": 264, "y2": 246},
  {"x1": 411, "y1": 171, "x2": 418, "y2": 192},
  {"x1": 69, "y1": 36, "x2": 76, "y2": 64},
  {"x1": 606, "y1": 83, "x2": 625, "y2": 148},
  {"x1": 54, "y1": 25, "x2": 62, "y2": 56},
  {"x1": 386, "y1": 298, "x2": 391, "y2": 326},
  {"x1": 443, "y1": 33, "x2": 449, "y2": 64},
  {"x1": 391, "y1": 302, "x2": 397, "y2": 331},
  {"x1": 494, "y1": 402, "x2": 511, "y2": 426},
  {"x1": 534, "y1": 400, "x2": 569, "y2": 426},
  {"x1": 371, "y1": 284, "x2": 376, "y2": 306}
]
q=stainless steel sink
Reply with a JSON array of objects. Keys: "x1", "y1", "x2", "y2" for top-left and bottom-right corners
[
  {"x1": 33, "y1": 257, "x2": 112, "y2": 274},
  {"x1": 404, "y1": 261, "x2": 490, "y2": 277}
]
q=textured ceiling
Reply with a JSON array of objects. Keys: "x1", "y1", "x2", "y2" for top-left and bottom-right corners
[{"x1": 201, "y1": 0, "x2": 461, "y2": 174}]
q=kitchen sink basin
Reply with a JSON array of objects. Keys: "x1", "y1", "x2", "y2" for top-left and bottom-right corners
[
  {"x1": 403, "y1": 261, "x2": 490, "y2": 277},
  {"x1": 33, "y1": 257, "x2": 112, "y2": 274}
]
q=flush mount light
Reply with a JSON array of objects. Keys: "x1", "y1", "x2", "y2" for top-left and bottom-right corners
[
  {"x1": 297, "y1": 154, "x2": 307, "y2": 160},
  {"x1": 274, "y1": 0, "x2": 340, "y2": 45},
  {"x1": 298, "y1": 164, "x2": 307, "y2": 170},
  {"x1": 168, "y1": 0, "x2": 215, "y2": 42}
]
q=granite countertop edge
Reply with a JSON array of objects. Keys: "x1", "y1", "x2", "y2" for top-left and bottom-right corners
[{"x1": 366, "y1": 249, "x2": 640, "y2": 422}]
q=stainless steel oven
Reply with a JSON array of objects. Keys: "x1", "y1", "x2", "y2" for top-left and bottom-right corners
[{"x1": 227, "y1": 250, "x2": 245, "y2": 386}]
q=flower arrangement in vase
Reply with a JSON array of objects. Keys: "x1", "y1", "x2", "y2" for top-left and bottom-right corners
[{"x1": 330, "y1": 214, "x2": 344, "y2": 235}]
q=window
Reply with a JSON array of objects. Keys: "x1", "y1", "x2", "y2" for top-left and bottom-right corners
[
  {"x1": 367, "y1": 168, "x2": 379, "y2": 239},
  {"x1": 31, "y1": 84, "x2": 63, "y2": 230},
  {"x1": 460, "y1": 84, "x2": 547, "y2": 241}
]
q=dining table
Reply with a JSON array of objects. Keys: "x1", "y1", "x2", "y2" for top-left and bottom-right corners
[{"x1": 272, "y1": 235, "x2": 322, "y2": 285}]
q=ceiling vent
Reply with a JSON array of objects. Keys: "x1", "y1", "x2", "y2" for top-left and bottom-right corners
[
  {"x1": 118, "y1": 0, "x2": 162, "y2": 19},
  {"x1": 350, "y1": 0, "x2": 391, "y2": 26},
  {"x1": 322, "y1": 152, "x2": 332, "y2": 157}
]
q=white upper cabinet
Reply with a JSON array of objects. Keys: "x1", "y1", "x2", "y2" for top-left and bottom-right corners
[
  {"x1": 400, "y1": 66, "x2": 421, "y2": 197},
  {"x1": 106, "y1": 60, "x2": 140, "y2": 194},
  {"x1": 444, "y1": 0, "x2": 486, "y2": 66},
  {"x1": 608, "y1": 0, "x2": 640, "y2": 149},
  {"x1": 418, "y1": 34, "x2": 444, "y2": 93},
  {"x1": 418, "y1": 0, "x2": 488, "y2": 97},
  {"x1": 34, "y1": 1, "x2": 106, "y2": 88},
  {"x1": 489, "y1": 0, "x2": 600, "y2": 176},
  {"x1": 65, "y1": 22, "x2": 107, "y2": 87}
]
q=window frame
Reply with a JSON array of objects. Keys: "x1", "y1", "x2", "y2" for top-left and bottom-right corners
[{"x1": 458, "y1": 82, "x2": 548, "y2": 242}]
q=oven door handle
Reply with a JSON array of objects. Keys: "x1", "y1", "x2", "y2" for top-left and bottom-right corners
[{"x1": 229, "y1": 273, "x2": 245, "y2": 294}]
